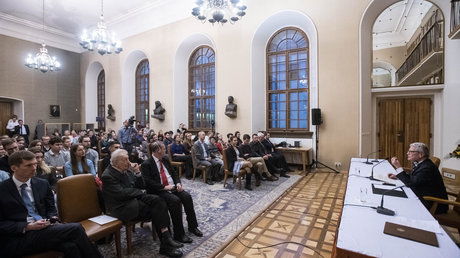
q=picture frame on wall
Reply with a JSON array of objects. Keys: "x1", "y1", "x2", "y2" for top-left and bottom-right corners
[{"x1": 50, "y1": 105, "x2": 60, "y2": 117}]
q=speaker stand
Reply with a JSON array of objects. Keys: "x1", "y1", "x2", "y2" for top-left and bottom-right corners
[{"x1": 311, "y1": 125, "x2": 340, "y2": 173}]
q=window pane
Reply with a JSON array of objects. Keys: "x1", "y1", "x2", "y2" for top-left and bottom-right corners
[{"x1": 135, "y1": 60, "x2": 149, "y2": 127}]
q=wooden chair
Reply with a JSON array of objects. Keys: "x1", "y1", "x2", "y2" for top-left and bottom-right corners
[
  {"x1": 423, "y1": 191, "x2": 460, "y2": 233},
  {"x1": 167, "y1": 144, "x2": 184, "y2": 178},
  {"x1": 56, "y1": 174, "x2": 123, "y2": 258},
  {"x1": 190, "y1": 147, "x2": 207, "y2": 183},
  {"x1": 222, "y1": 149, "x2": 246, "y2": 190},
  {"x1": 125, "y1": 221, "x2": 157, "y2": 254},
  {"x1": 97, "y1": 158, "x2": 104, "y2": 179},
  {"x1": 430, "y1": 156, "x2": 441, "y2": 168}
]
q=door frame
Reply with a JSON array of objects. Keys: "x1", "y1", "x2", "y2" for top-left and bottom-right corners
[{"x1": 371, "y1": 86, "x2": 443, "y2": 160}]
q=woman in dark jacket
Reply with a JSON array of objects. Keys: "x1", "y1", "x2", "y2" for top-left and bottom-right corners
[
  {"x1": 29, "y1": 147, "x2": 58, "y2": 191},
  {"x1": 226, "y1": 136, "x2": 253, "y2": 190}
]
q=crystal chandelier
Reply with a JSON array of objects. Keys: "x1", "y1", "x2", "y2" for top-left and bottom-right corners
[
  {"x1": 25, "y1": 0, "x2": 61, "y2": 73},
  {"x1": 80, "y1": 0, "x2": 123, "y2": 55},
  {"x1": 191, "y1": 0, "x2": 247, "y2": 25}
]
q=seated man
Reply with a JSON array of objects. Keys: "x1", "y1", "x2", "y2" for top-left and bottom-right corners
[
  {"x1": 0, "y1": 138, "x2": 20, "y2": 174},
  {"x1": 101, "y1": 149, "x2": 183, "y2": 257},
  {"x1": 250, "y1": 134, "x2": 289, "y2": 178},
  {"x1": 388, "y1": 142, "x2": 448, "y2": 214},
  {"x1": 192, "y1": 131, "x2": 221, "y2": 185},
  {"x1": 101, "y1": 140, "x2": 121, "y2": 173},
  {"x1": 44, "y1": 136, "x2": 70, "y2": 177},
  {"x1": 141, "y1": 141, "x2": 202, "y2": 244},
  {"x1": 0, "y1": 150, "x2": 101, "y2": 258},
  {"x1": 260, "y1": 132, "x2": 292, "y2": 172},
  {"x1": 239, "y1": 134, "x2": 278, "y2": 183}
]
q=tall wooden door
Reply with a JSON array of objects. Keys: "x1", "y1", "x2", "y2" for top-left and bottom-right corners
[
  {"x1": 0, "y1": 102, "x2": 13, "y2": 136},
  {"x1": 378, "y1": 98, "x2": 431, "y2": 168}
]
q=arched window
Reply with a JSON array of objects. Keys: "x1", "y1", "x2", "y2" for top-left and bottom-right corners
[
  {"x1": 188, "y1": 46, "x2": 215, "y2": 130},
  {"x1": 267, "y1": 28, "x2": 309, "y2": 132},
  {"x1": 97, "y1": 70, "x2": 105, "y2": 130},
  {"x1": 135, "y1": 59, "x2": 149, "y2": 127}
]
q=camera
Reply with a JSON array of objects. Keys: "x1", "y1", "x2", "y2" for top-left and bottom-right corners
[
  {"x1": 49, "y1": 217, "x2": 61, "y2": 224},
  {"x1": 127, "y1": 116, "x2": 136, "y2": 127}
]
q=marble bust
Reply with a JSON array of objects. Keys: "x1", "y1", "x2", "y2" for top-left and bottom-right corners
[
  {"x1": 107, "y1": 104, "x2": 116, "y2": 121},
  {"x1": 151, "y1": 100, "x2": 165, "y2": 120},
  {"x1": 225, "y1": 96, "x2": 237, "y2": 118}
]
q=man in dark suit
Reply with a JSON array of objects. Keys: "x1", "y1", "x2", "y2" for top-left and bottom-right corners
[
  {"x1": 14, "y1": 120, "x2": 30, "y2": 147},
  {"x1": 250, "y1": 133, "x2": 289, "y2": 178},
  {"x1": 192, "y1": 131, "x2": 221, "y2": 185},
  {"x1": 0, "y1": 150, "x2": 101, "y2": 258},
  {"x1": 0, "y1": 138, "x2": 20, "y2": 174},
  {"x1": 101, "y1": 149, "x2": 183, "y2": 258},
  {"x1": 141, "y1": 141, "x2": 202, "y2": 244},
  {"x1": 260, "y1": 132, "x2": 292, "y2": 173},
  {"x1": 388, "y1": 142, "x2": 448, "y2": 214}
]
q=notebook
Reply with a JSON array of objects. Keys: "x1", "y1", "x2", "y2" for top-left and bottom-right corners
[{"x1": 383, "y1": 222, "x2": 439, "y2": 247}]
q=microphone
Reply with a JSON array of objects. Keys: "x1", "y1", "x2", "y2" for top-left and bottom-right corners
[
  {"x1": 367, "y1": 157, "x2": 388, "y2": 181},
  {"x1": 376, "y1": 185, "x2": 405, "y2": 216},
  {"x1": 363, "y1": 150, "x2": 381, "y2": 164}
]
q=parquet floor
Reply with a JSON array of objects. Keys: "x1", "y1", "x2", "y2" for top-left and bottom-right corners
[{"x1": 215, "y1": 169, "x2": 347, "y2": 258}]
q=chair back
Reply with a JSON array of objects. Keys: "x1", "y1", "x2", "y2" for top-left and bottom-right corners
[
  {"x1": 167, "y1": 144, "x2": 173, "y2": 161},
  {"x1": 430, "y1": 156, "x2": 441, "y2": 168},
  {"x1": 57, "y1": 174, "x2": 101, "y2": 222},
  {"x1": 222, "y1": 149, "x2": 229, "y2": 171},
  {"x1": 97, "y1": 159, "x2": 104, "y2": 178},
  {"x1": 190, "y1": 147, "x2": 199, "y2": 169}
]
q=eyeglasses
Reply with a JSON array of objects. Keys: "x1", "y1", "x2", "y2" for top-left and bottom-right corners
[{"x1": 407, "y1": 150, "x2": 419, "y2": 153}]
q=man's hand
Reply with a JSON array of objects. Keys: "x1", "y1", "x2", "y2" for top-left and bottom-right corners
[
  {"x1": 387, "y1": 173, "x2": 398, "y2": 179},
  {"x1": 390, "y1": 156, "x2": 401, "y2": 169},
  {"x1": 25, "y1": 219, "x2": 51, "y2": 231},
  {"x1": 176, "y1": 183, "x2": 183, "y2": 192},
  {"x1": 263, "y1": 155, "x2": 269, "y2": 160},
  {"x1": 164, "y1": 185, "x2": 175, "y2": 191},
  {"x1": 130, "y1": 163, "x2": 140, "y2": 173},
  {"x1": 206, "y1": 157, "x2": 211, "y2": 161}
]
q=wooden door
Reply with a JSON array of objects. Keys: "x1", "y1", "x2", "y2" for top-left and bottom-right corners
[
  {"x1": 0, "y1": 102, "x2": 13, "y2": 136},
  {"x1": 378, "y1": 98, "x2": 431, "y2": 168}
]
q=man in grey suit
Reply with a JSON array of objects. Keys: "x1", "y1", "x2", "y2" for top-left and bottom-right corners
[
  {"x1": 101, "y1": 149, "x2": 183, "y2": 258},
  {"x1": 192, "y1": 131, "x2": 221, "y2": 185}
]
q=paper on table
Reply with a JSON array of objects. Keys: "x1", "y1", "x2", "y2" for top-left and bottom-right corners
[
  {"x1": 388, "y1": 217, "x2": 443, "y2": 234},
  {"x1": 88, "y1": 215, "x2": 118, "y2": 225}
]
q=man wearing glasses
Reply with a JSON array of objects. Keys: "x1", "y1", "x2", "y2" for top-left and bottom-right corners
[
  {"x1": 388, "y1": 142, "x2": 448, "y2": 214},
  {"x1": 0, "y1": 138, "x2": 20, "y2": 174}
]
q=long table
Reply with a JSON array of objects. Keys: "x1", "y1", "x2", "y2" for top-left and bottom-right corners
[{"x1": 333, "y1": 158, "x2": 460, "y2": 257}]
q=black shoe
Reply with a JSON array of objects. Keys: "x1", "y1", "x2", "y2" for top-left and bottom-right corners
[
  {"x1": 245, "y1": 185, "x2": 253, "y2": 191},
  {"x1": 280, "y1": 173, "x2": 290, "y2": 178},
  {"x1": 175, "y1": 234, "x2": 193, "y2": 243},
  {"x1": 189, "y1": 228, "x2": 203, "y2": 237},
  {"x1": 286, "y1": 168, "x2": 294, "y2": 172},
  {"x1": 276, "y1": 168, "x2": 285, "y2": 174},
  {"x1": 206, "y1": 180, "x2": 214, "y2": 185},
  {"x1": 162, "y1": 232, "x2": 184, "y2": 248},
  {"x1": 159, "y1": 245, "x2": 183, "y2": 258}
]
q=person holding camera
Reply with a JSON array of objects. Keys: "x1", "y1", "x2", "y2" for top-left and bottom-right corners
[
  {"x1": 0, "y1": 150, "x2": 102, "y2": 257},
  {"x1": 141, "y1": 141, "x2": 203, "y2": 244},
  {"x1": 117, "y1": 118, "x2": 138, "y2": 155}
]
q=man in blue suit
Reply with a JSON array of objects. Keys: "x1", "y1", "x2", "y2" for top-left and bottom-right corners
[{"x1": 0, "y1": 150, "x2": 101, "y2": 258}]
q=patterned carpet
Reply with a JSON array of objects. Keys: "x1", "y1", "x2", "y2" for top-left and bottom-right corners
[
  {"x1": 215, "y1": 170, "x2": 347, "y2": 258},
  {"x1": 98, "y1": 173, "x2": 303, "y2": 257}
]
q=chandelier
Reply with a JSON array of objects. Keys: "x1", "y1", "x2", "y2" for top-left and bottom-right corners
[
  {"x1": 191, "y1": 0, "x2": 247, "y2": 25},
  {"x1": 80, "y1": 0, "x2": 123, "y2": 55},
  {"x1": 25, "y1": 0, "x2": 61, "y2": 73}
]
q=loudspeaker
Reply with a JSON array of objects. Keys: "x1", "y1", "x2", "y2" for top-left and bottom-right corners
[{"x1": 312, "y1": 108, "x2": 322, "y2": 125}]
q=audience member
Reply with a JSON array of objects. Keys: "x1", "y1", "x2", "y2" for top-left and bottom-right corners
[
  {"x1": 41, "y1": 135, "x2": 51, "y2": 152},
  {"x1": 260, "y1": 132, "x2": 292, "y2": 172},
  {"x1": 64, "y1": 144, "x2": 96, "y2": 177},
  {"x1": 88, "y1": 130, "x2": 98, "y2": 150},
  {"x1": 0, "y1": 144, "x2": 6, "y2": 158},
  {"x1": 163, "y1": 131, "x2": 174, "y2": 151},
  {"x1": 61, "y1": 136, "x2": 71, "y2": 154},
  {"x1": 101, "y1": 149, "x2": 183, "y2": 257},
  {"x1": 170, "y1": 134, "x2": 193, "y2": 179},
  {"x1": 234, "y1": 131, "x2": 243, "y2": 146},
  {"x1": 193, "y1": 131, "x2": 221, "y2": 185},
  {"x1": 216, "y1": 133, "x2": 227, "y2": 152},
  {"x1": 28, "y1": 139, "x2": 42, "y2": 149},
  {"x1": 80, "y1": 136, "x2": 99, "y2": 171},
  {"x1": 117, "y1": 120, "x2": 138, "y2": 155},
  {"x1": 226, "y1": 136, "x2": 253, "y2": 190},
  {"x1": 142, "y1": 142, "x2": 202, "y2": 244},
  {"x1": 182, "y1": 133, "x2": 193, "y2": 155},
  {"x1": 0, "y1": 150, "x2": 102, "y2": 258},
  {"x1": 29, "y1": 147, "x2": 57, "y2": 190},
  {"x1": 101, "y1": 141, "x2": 121, "y2": 173},
  {"x1": 14, "y1": 119, "x2": 30, "y2": 146},
  {"x1": 250, "y1": 134, "x2": 288, "y2": 178},
  {"x1": 388, "y1": 142, "x2": 448, "y2": 214},
  {"x1": 17, "y1": 136, "x2": 26, "y2": 150},
  {"x1": 44, "y1": 136, "x2": 70, "y2": 177},
  {"x1": 0, "y1": 138, "x2": 19, "y2": 174},
  {"x1": 239, "y1": 134, "x2": 278, "y2": 182},
  {"x1": 207, "y1": 136, "x2": 224, "y2": 179},
  {"x1": 6, "y1": 114, "x2": 19, "y2": 137},
  {"x1": 33, "y1": 119, "x2": 45, "y2": 140}
]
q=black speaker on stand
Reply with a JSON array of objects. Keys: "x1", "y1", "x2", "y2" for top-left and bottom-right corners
[{"x1": 311, "y1": 108, "x2": 339, "y2": 173}]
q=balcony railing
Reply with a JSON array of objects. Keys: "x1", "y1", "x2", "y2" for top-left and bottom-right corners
[
  {"x1": 396, "y1": 10, "x2": 444, "y2": 85},
  {"x1": 450, "y1": 0, "x2": 460, "y2": 38}
]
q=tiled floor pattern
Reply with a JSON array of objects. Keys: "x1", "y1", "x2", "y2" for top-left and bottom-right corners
[{"x1": 215, "y1": 170, "x2": 347, "y2": 258}]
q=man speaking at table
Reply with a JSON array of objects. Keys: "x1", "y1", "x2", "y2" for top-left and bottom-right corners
[{"x1": 387, "y1": 142, "x2": 448, "y2": 214}]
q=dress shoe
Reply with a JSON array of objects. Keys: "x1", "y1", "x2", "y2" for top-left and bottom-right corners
[
  {"x1": 206, "y1": 180, "x2": 214, "y2": 185},
  {"x1": 267, "y1": 175, "x2": 278, "y2": 181},
  {"x1": 286, "y1": 168, "x2": 294, "y2": 172},
  {"x1": 175, "y1": 234, "x2": 193, "y2": 243},
  {"x1": 189, "y1": 228, "x2": 203, "y2": 237},
  {"x1": 245, "y1": 185, "x2": 253, "y2": 191},
  {"x1": 162, "y1": 232, "x2": 184, "y2": 248},
  {"x1": 276, "y1": 168, "x2": 285, "y2": 174},
  {"x1": 159, "y1": 245, "x2": 183, "y2": 258},
  {"x1": 255, "y1": 179, "x2": 261, "y2": 187},
  {"x1": 280, "y1": 173, "x2": 290, "y2": 178}
]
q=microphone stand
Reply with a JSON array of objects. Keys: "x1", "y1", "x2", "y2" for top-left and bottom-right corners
[
  {"x1": 311, "y1": 123, "x2": 339, "y2": 173},
  {"x1": 376, "y1": 185, "x2": 405, "y2": 216},
  {"x1": 363, "y1": 150, "x2": 381, "y2": 165},
  {"x1": 367, "y1": 158, "x2": 388, "y2": 181}
]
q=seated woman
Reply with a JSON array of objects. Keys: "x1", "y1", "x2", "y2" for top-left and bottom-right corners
[
  {"x1": 225, "y1": 136, "x2": 253, "y2": 190},
  {"x1": 29, "y1": 147, "x2": 58, "y2": 189},
  {"x1": 234, "y1": 131, "x2": 243, "y2": 146},
  {"x1": 216, "y1": 133, "x2": 227, "y2": 152},
  {"x1": 64, "y1": 144, "x2": 96, "y2": 177},
  {"x1": 170, "y1": 134, "x2": 193, "y2": 179},
  {"x1": 28, "y1": 139, "x2": 42, "y2": 149},
  {"x1": 182, "y1": 133, "x2": 193, "y2": 155}
]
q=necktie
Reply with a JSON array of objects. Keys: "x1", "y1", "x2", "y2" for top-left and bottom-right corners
[
  {"x1": 20, "y1": 184, "x2": 43, "y2": 221},
  {"x1": 159, "y1": 161, "x2": 169, "y2": 186}
]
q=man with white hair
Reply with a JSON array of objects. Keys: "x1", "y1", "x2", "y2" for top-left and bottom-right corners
[
  {"x1": 101, "y1": 149, "x2": 183, "y2": 257},
  {"x1": 388, "y1": 142, "x2": 448, "y2": 214}
]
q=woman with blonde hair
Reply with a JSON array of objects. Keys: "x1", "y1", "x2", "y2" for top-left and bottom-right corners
[
  {"x1": 29, "y1": 146, "x2": 58, "y2": 190},
  {"x1": 64, "y1": 144, "x2": 96, "y2": 177}
]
